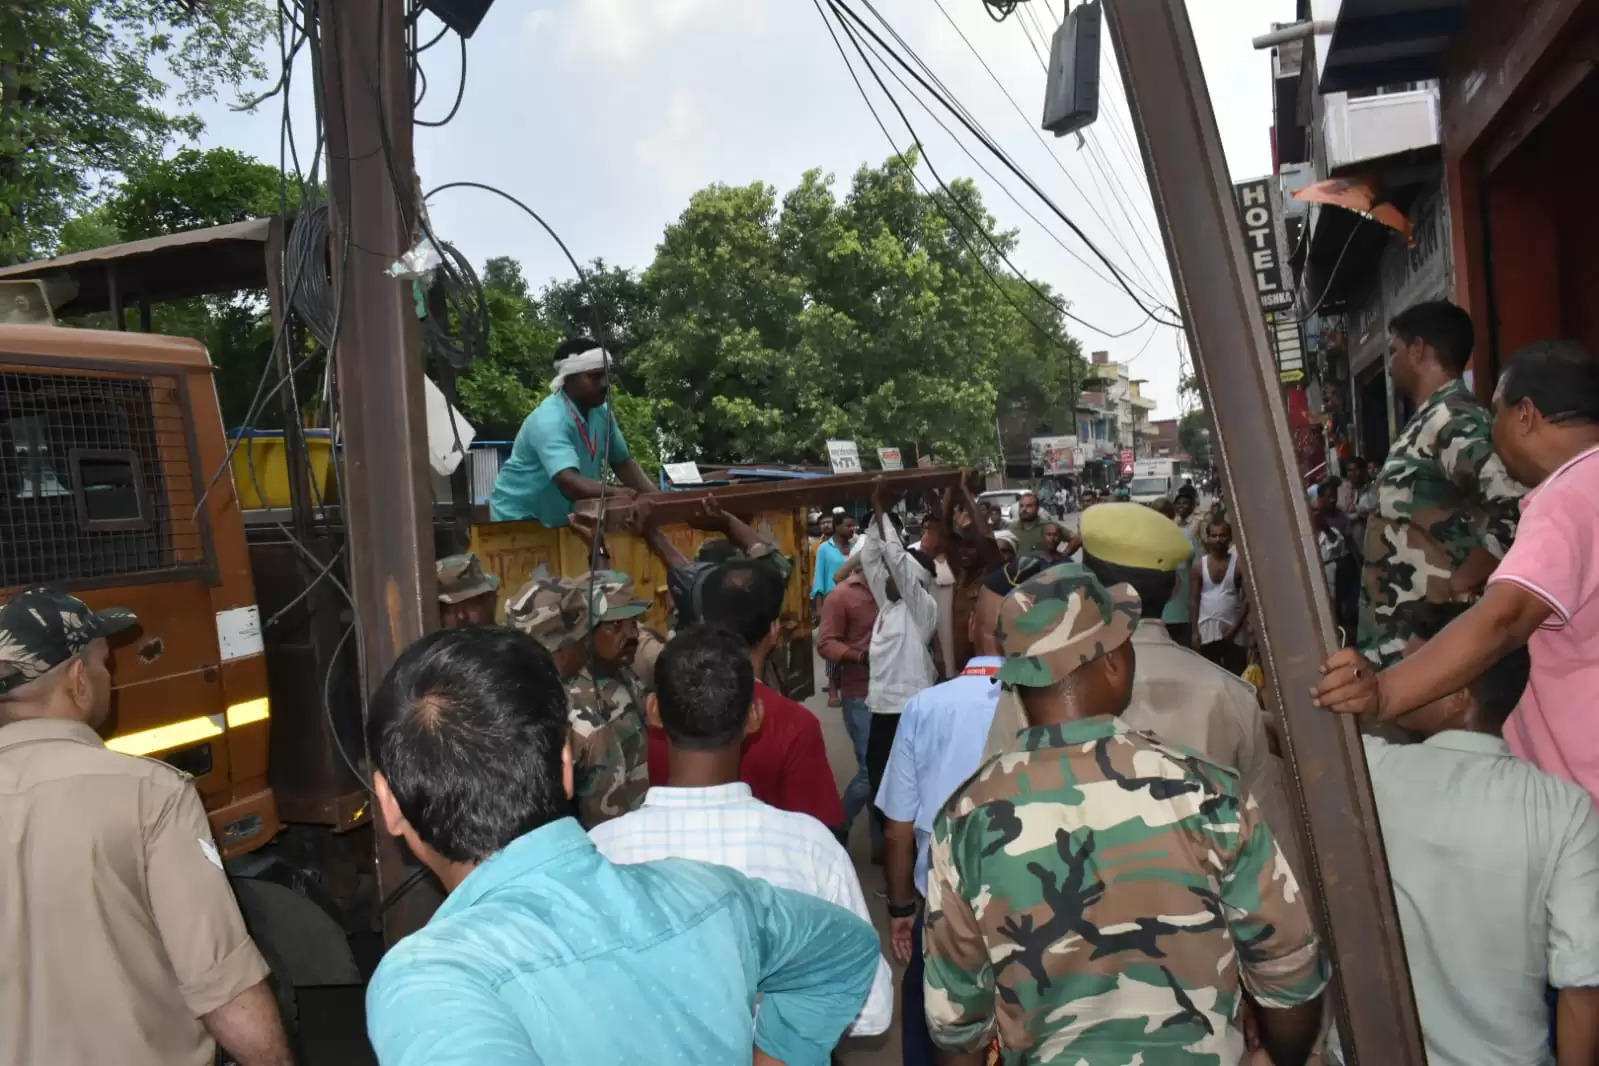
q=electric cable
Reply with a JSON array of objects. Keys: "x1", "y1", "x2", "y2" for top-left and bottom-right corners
[
  {"x1": 1296, "y1": 217, "x2": 1367, "y2": 323},
  {"x1": 1009, "y1": 5, "x2": 1171, "y2": 299},
  {"x1": 415, "y1": 33, "x2": 467, "y2": 127},
  {"x1": 828, "y1": 0, "x2": 1182, "y2": 327},
  {"x1": 815, "y1": 0, "x2": 1082, "y2": 356},
  {"x1": 921, "y1": 0, "x2": 1175, "y2": 310},
  {"x1": 840, "y1": 13, "x2": 1148, "y2": 338}
]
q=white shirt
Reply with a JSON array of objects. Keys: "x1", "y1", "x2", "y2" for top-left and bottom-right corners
[
  {"x1": 861, "y1": 514, "x2": 939, "y2": 715},
  {"x1": 588, "y1": 783, "x2": 894, "y2": 1037},
  {"x1": 1352, "y1": 732, "x2": 1599, "y2": 1066}
]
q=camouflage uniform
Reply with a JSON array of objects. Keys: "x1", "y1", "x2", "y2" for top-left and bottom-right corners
[
  {"x1": 924, "y1": 564, "x2": 1329, "y2": 1064},
  {"x1": 507, "y1": 570, "x2": 652, "y2": 829},
  {"x1": 435, "y1": 553, "x2": 499, "y2": 605},
  {"x1": 1359, "y1": 379, "x2": 1525, "y2": 665}
]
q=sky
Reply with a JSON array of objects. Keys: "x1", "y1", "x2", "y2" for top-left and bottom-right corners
[{"x1": 187, "y1": 0, "x2": 1291, "y2": 420}]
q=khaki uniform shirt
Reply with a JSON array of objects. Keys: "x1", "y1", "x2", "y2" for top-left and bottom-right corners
[{"x1": 0, "y1": 718, "x2": 269, "y2": 1066}]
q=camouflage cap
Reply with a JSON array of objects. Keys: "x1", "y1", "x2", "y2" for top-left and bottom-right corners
[
  {"x1": 436, "y1": 553, "x2": 500, "y2": 604},
  {"x1": 0, "y1": 588, "x2": 138, "y2": 695},
  {"x1": 994, "y1": 562, "x2": 1140, "y2": 687},
  {"x1": 505, "y1": 569, "x2": 650, "y2": 650}
]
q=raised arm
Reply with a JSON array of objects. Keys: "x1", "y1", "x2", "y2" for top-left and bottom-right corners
[
  {"x1": 873, "y1": 481, "x2": 938, "y2": 637},
  {"x1": 859, "y1": 512, "x2": 891, "y2": 608}
]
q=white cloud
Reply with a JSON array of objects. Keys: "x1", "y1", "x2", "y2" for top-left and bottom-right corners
[{"x1": 187, "y1": 0, "x2": 1291, "y2": 420}]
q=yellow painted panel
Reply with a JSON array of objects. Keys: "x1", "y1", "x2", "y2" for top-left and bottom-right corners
[{"x1": 470, "y1": 507, "x2": 815, "y2": 638}]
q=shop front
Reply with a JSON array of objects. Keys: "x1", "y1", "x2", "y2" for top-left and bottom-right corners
[{"x1": 1442, "y1": 0, "x2": 1599, "y2": 396}]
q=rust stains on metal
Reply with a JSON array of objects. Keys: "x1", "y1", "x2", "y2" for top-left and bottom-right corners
[{"x1": 1102, "y1": 0, "x2": 1425, "y2": 1060}]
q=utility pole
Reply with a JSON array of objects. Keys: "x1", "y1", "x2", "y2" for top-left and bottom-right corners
[
  {"x1": 1101, "y1": 1, "x2": 1425, "y2": 1061},
  {"x1": 317, "y1": 0, "x2": 442, "y2": 941}
]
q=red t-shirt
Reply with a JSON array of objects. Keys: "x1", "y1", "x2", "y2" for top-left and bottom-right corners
[{"x1": 647, "y1": 681, "x2": 845, "y2": 830}]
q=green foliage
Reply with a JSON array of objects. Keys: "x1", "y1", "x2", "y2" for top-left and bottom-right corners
[
  {"x1": 455, "y1": 257, "x2": 563, "y2": 437},
  {"x1": 1179, "y1": 408, "x2": 1213, "y2": 467},
  {"x1": 0, "y1": 0, "x2": 272, "y2": 264},
  {"x1": 108, "y1": 147, "x2": 289, "y2": 240},
  {"x1": 630, "y1": 156, "x2": 1084, "y2": 465}
]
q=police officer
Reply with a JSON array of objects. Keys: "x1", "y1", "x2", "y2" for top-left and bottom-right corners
[
  {"x1": 0, "y1": 589, "x2": 292, "y2": 1066},
  {"x1": 1077, "y1": 503, "x2": 1275, "y2": 794},
  {"x1": 506, "y1": 570, "x2": 652, "y2": 828},
  {"x1": 435, "y1": 553, "x2": 500, "y2": 629},
  {"x1": 923, "y1": 565, "x2": 1329, "y2": 1064}
]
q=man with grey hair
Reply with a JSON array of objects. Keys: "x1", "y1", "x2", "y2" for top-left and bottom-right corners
[{"x1": 0, "y1": 588, "x2": 292, "y2": 1066}]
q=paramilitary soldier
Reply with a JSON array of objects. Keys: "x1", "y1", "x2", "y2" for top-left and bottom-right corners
[
  {"x1": 1360, "y1": 300, "x2": 1525, "y2": 665},
  {"x1": 507, "y1": 570, "x2": 651, "y2": 829},
  {"x1": 923, "y1": 564, "x2": 1330, "y2": 1066}
]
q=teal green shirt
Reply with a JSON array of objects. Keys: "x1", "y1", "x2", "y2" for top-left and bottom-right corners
[
  {"x1": 489, "y1": 392, "x2": 629, "y2": 525},
  {"x1": 365, "y1": 818, "x2": 880, "y2": 1066}
]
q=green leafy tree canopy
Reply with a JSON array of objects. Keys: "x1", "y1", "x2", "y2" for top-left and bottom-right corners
[{"x1": 0, "y1": 0, "x2": 272, "y2": 264}]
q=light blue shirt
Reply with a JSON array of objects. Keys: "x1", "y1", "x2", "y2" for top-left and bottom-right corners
[
  {"x1": 1353, "y1": 732, "x2": 1599, "y2": 1066},
  {"x1": 874, "y1": 657, "x2": 1003, "y2": 895},
  {"x1": 365, "y1": 818, "x2": 880, "y2": 1066},
  {"x1": 489, "y1": 392, "x2": 629, "y2": 525},
  {"x1": 810, "y1": 538, "x2": 849, "y2": 598}
]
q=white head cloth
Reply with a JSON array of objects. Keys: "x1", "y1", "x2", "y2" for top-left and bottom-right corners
[{"x1": 550, "y1": 347, "x2": 611, "y2": 393}]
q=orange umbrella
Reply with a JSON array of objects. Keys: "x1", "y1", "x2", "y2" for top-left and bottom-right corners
[{"x1": 1293, "y1": 175, "x2": 1413, "y2": 245}]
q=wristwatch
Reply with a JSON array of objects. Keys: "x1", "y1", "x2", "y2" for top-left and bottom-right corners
[{"x1": 887, "y1": 900, "x2": 919, "y2": 919}]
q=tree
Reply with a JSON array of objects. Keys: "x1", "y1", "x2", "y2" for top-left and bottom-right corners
[
  {"x1": 455, "y1": 257, "x2": 562, "y2": 438},
  {"x1": 539, "y1": 259, "x2": 656, "y2": 392},
  {"x1": 631, "y1": 155, "x2": 1085, "y2": 466},
  {"x1": 54, "y1": 147, "x2": 290, "y2": 426},
  {"x1": 1179, "y1": 408, "x2": 1213, "y2": 467},
  {"x1": 0, "y1": 0, "x2": 272, "y2": 263},
  {"x1": 454, "y1": 256, "x2": 662, "y2": 476},
  {"x1": 108, "y1": 147, "x2": 289, "y2": 239}
]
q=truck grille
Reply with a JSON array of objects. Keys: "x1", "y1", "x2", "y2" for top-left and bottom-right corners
[{"x1": 0, "y1": 368, "x2": 208, "y2": 589}]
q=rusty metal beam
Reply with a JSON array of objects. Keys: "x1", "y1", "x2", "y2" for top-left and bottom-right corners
[
  {"x1": 1102, "y1": 2, "x2": 1424, "y2": 1061},
  {"x1": 318, "y1": 0, "x2": 440, "y2": 942},
  {"x1": 572, "y1": 467, "x2": 966, "y2": 530}
]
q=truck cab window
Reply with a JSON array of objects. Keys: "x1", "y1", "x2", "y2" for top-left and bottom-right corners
[{"x1": 71, "y1": 449, "x2": 147, "y2": 527}]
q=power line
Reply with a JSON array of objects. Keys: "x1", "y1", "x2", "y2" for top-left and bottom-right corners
[
  {"x1": 831, "y1": 0, "x2": 1152, "y2": 339},
  {"x1": 846, "y1": 10, "x2": 1149, "y2": 313},
  {"x1": 1010, "y1": 5, "x2": 1171, "y2": 299},
  {"x1": 862, "y1": 0, "x2": 1171, "y2": 316},
  {"x1": 921, "y1": 0, "x2": 1174, "y2": 312},
  {"x1": 812, "y1": 0, "x2": 1093, "y2": 354},
  {"x1": 828, "y1": 0, "x2": 1182, "y2": 327}
]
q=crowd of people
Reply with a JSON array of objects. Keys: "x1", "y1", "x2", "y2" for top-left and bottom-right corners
[{"x1": 3, "y1": 303, "x2": 1598, "y2": 1066}]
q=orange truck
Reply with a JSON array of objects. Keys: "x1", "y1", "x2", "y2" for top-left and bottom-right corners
[{"x1": 0, "y1": 230, "x2": 958, "y2": 1036}]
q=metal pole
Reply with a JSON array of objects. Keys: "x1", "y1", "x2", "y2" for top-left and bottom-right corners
[
  {"x1": 318, "y1": 0, "x2": 440, "y2": 942},
  {"x1": 1101, "y1": 1, "x2": 1424, "y2": 1061}
]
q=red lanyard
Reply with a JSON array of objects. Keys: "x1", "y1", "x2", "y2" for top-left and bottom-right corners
[
  {"x1": 565, "y1": 396, "x2": 600, "y2": 459},
  {"x1": 962, "y1": 664, "x2": 1000, "y2": 677}
]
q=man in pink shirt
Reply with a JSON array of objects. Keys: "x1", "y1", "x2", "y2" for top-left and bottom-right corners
[{"x1": 1313, "y1": 340, "x2": 1599, "y2": 801}]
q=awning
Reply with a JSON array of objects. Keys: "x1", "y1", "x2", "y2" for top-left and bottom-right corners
[
  {"x1": 1316, "y1": 1, "x2": 1468, "y2": 94},
  {"x1": 0, "y1": 217, "x2": 276, "y2": 317}
]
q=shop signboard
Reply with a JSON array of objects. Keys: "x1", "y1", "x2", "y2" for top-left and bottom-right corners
[{"x1": 1029, "y1": 435, "x2": 1078, "y2": 473}]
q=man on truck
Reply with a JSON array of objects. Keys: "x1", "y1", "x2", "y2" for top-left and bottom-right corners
[
  {"x1": 489, "y1": 337, "x2": 657, "y2": 525},
  {"x1": 0, "y1": 589, "x2": 293, "y2": 1066}
]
